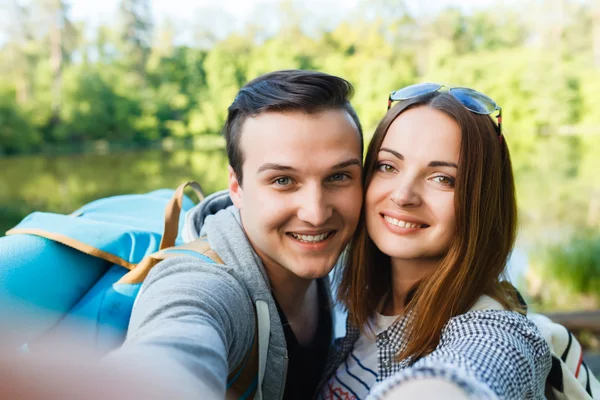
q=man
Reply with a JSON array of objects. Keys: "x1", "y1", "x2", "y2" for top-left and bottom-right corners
[{"x1": 117, "y1": 69, "x2": 364, "y2": 399}]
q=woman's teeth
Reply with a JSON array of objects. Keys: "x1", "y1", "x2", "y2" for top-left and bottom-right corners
[{"x1": 383, "y1": 215, "x2": 423, "y2": 228}]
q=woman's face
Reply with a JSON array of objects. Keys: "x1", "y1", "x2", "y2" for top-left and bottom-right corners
[{"x1": 365, "y1": 105, "x2": 461, "y2": 262}]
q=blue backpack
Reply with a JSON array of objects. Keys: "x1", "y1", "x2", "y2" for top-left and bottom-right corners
[{"x1": 0, "y1": 182, "x2": 259, "y2": 399}]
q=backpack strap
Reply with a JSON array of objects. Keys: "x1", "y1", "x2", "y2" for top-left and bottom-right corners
[
  {"x1": 158, "y1": 181, "x2": 205, "y2": 250},
  {"x1": 116, "y1": 181, "x2": 208, "y2": 285},
  {"x1": 116, "y1": 237, "x2": 223, "y2": 285},
  {"x1": 226, "y1": 307, "x2": 260, "y2": 400}
]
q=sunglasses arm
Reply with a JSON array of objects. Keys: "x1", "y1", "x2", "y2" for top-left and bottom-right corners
[{"x1": 496, "y1": 107, "x2": 502, "y2": 137}]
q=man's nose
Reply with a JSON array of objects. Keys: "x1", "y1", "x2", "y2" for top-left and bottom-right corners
[{"x1": 296, "y1": 185, "x2": 333, "y2": 226}]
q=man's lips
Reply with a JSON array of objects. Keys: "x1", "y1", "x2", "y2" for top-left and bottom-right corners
[{"x1": 286, "y1": 231, "x2": 336, "y2": 243}]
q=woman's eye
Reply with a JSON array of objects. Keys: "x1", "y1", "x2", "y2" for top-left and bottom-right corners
[
  {"x1": 431, "y1": 175, "x2": 455, "y2": 187},
  {"x1": 377, "y1": 163, "x2": 396, "y2": 173},
  {"x1": 273, "y1": 177, "x2": 292, "y2": 186}
]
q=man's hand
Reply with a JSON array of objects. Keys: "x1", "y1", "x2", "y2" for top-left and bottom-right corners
[{"x1": 0, "y1": 350, "x2": 187, "y2": 399}]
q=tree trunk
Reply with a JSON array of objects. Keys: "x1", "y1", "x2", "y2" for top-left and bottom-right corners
[
  {"x1": 50, "y1": 2, "x2": 64, "y2": 122},
  {"x1": 594, "y1": 1, "x2": 600, "y2": 67}
]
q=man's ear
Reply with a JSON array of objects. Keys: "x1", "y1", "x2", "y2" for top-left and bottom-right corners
[{"x1": 228, "y1": 165, "x2": 243, "y2": 209}]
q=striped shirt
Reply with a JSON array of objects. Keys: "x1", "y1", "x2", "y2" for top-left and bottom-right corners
[{"x1": 320, "y1": 313, "x2": 397, "y2": 400}]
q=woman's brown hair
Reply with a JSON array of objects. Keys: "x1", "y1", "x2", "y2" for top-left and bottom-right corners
[{"x1": 337, "y1": 92, "x2": 523, "y2": 362}]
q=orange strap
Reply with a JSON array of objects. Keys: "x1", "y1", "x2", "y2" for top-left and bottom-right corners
[
  {"x1": 158, "y1": 181, "x2": 205, "y2": 251},
  {"x1": 5, "y1": 228, "x2": 136, "y2": 270},
  {"x1": 117, "y1": 237, "x2": 223, "y2": 284}
]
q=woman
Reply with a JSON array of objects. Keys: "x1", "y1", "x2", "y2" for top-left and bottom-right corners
[{"x1": 320, "y1": 84, "x2": 551, "y2": 399}]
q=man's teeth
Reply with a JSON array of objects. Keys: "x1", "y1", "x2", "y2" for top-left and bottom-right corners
[
  {"x1": 383, "y1": 215, "x2": 422, "y2": 228},
  {"x1": 290, "y1": 232, "x2": 330, "y2": 243}
]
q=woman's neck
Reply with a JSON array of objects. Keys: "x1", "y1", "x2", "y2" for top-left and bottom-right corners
[{"x1": 383, "y1": 257, "x2": 440, "y2": 316}]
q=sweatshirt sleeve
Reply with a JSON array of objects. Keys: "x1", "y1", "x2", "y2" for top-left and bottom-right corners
[
  {"x1": 367, "y1": 311, "x2": 552, "y2": 400},
  {"x1": 105, "y1": 256, "x2": 256, "y2": 399}
]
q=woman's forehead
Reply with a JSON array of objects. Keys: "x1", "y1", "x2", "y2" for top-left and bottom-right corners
[{"x1": 380, "y1": 107, "x2": 461, "y2": 162}]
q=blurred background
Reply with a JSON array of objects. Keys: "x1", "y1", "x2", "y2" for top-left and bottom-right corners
[{"x1": 0, "y1": 0, "x2": 599, "y2": 367}]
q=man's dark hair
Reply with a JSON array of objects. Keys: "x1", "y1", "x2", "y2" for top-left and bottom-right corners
[{"x1": 223, "y1": 69, "x2": 363, "y2": 185}]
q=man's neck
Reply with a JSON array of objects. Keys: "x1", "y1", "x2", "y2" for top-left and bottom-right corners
[
  {"x1": 272, "y1": 276, "x2": 315, "y2": 315},
  {"x1": 267, "y1": 267, "x2": 320, "y2": 345}
]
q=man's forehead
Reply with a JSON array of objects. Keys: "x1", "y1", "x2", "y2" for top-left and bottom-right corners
[
  {"x1": 238, "y1": 109, "x2": 362, "y2": 173},
  {"x1": 241, "y1": 109, "x2": 359, "y2": 137},
  {"x1": 240, "y1": 109, "x2": 360, "y2": 142}
]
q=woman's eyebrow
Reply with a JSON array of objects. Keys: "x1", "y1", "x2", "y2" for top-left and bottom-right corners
[
  {"x1": 379, "y1": 148, "x2": 403, "y2": 160},
  {"x1": 380, "y1": 148, "x2": 457, "y2": 168},
  {"x1": 428, "y1": 161, "x2": 458, "y2": 168}
]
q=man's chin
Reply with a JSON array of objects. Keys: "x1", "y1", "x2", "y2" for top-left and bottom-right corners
[{"x1": 290, "y1": 262, "x2": 336, "y2": 280}]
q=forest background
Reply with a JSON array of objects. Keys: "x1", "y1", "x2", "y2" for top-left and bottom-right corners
[{"x1": 1, "y1": 0, "x2": 599, "y2": 316}]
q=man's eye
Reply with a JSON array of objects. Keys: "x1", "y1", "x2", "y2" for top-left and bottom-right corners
[
  {"x1": 328, "y1": 173, "x2": 349, "y2": 182},
  {"x1": 273, "y1": 177, "x2": 292, "y2": 186}
]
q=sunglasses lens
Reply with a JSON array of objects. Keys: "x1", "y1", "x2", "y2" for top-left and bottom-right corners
[
  {"x1": 390, "y1": 83, "x2": 442, "y2": 101},
  {"x1": 451, "y1": 88, "x2": 497, "y2": 114}
]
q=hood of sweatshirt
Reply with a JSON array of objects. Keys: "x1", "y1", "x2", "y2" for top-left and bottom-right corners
[
  {"x1": 182, "y1": 189, "x2": 233, "y2": 243},
  {"x1": 182, "y1": 189, "x2": 289, "y2": 399}
]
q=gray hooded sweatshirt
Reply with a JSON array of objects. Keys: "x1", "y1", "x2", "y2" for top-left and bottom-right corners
[{"x1": 117, "y1": 190, "x2": 296, "y2": 399}]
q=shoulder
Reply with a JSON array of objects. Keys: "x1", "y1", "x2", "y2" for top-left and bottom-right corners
[
  {"x1": 128, "y1": 255, "x2": 256, "y2": 362},
  {"x1": 432, "y1": 310, "x2": 551, "y2": 398},
  {"x1": 143, "y1": 255, "x2": 239, "y2": 291},
  {"x1": 134, "y1": 255, "x2": 254, "y2": 327},
  {"x1": 443, "y1": 309, "x2": 544, "y2": 343},
  {"x1": 369, "y1": 311, "x2": 551, "y2": 399},
  {"x1": 441, "y1": 309, "x2": 551, "y2": 363}
]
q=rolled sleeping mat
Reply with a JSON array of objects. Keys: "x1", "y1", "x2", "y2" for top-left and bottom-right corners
[{"x1": 0, "y1": 234, "x2": 110, "y2": 349}]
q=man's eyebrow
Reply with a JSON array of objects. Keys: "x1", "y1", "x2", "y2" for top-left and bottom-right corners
[
  {"x1": 332, "y1": 158, "x2": 362, "y2": 169},
  {"x1": 257, "y1": 163, "x2": 296, "y2": 174},
  {"x1": 380, "y1": 148, "x2": 457, "y2": 168},
  {"x1": 257, "y1": 158, "x2": 362, "y2": 174}
]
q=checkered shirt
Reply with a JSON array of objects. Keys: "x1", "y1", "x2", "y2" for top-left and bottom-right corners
[{"x1": 320, "y1": 310, "x2": 552, "y2": 399}]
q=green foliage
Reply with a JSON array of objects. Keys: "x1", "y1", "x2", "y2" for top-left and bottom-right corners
[
  {"x1": 0, "y1": 91, "x2": 40, "y2": 155},
  {"x1": 55, "y1": 65, "x2": 142, "y2": 142},
  {"x1": 1, "y1": 3, "x2": 600, "y2": 309},
  {"x1": 529, "y1": 229, "x2": 600, "y2": 310},
  {"x1": 2, "y1": 0, "x2": 598, "y2": 152}
]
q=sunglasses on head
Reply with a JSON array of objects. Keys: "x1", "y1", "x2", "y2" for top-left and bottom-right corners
[{"x1": 387, "y1": 83, "x2": 502, "y2": 137}]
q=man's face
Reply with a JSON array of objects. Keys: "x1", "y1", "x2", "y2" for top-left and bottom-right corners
[{"x1": 229, "y1": 109, "x2": 363, "y2": 284}]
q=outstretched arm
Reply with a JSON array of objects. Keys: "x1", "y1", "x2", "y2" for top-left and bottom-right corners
[
  {"x1": 107, "y1": 256, "x2": 256, "y2": 398},
  {"x1": 0, "y1": 257, "x2": 255, "y2": 399},
  {"x1": 368, "y1": 311, "x2": 551, "y2": 400}
]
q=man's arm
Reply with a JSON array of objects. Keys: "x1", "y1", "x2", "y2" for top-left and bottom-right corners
[{"x1": 107, "y1": 256, "x2": 256, "y2": 398}]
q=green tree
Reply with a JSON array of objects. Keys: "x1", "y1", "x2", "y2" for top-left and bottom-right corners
[
  {"x1": 117, "y1": 0, "x2": 153, "y2": 80},
  {"x1": 0, "y1": 91, "x2": 40, "y2": 155}
]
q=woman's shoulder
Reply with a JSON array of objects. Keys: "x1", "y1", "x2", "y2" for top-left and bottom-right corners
[
  {"x1": 440, "y1": 298, "x2": 550, "y2": 364},
  {"x1": 369, "y1": 305, "x2": 551, "y2": 400},
  {"x1": 407, "y1": 300, "x2": 552, "y2": 399},
  {"x1": 443, "y1": 297, "x2": 541, "y2": 341}
]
